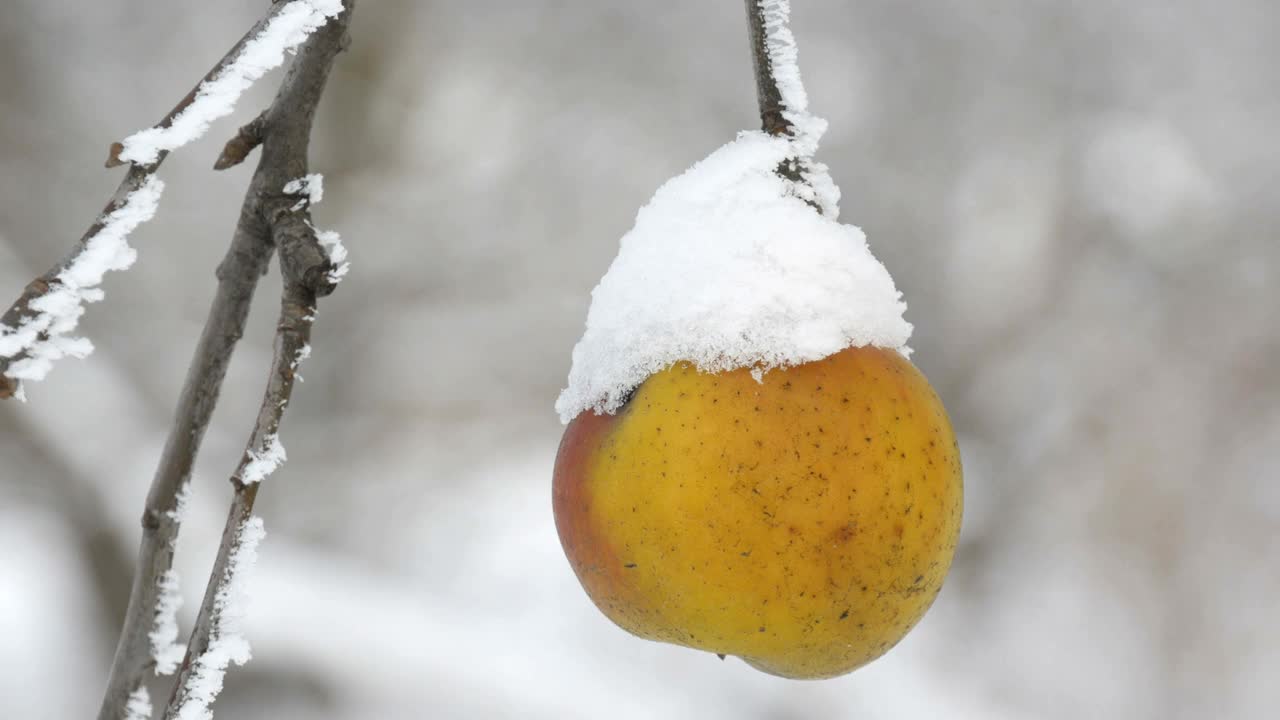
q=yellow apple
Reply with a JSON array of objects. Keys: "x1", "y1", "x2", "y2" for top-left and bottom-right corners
[{"x1": 552, "y1": 345, "x2": 962, "y2": 679}]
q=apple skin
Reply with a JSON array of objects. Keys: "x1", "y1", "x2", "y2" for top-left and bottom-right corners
[{"x1": 552, "y1": 346, "x2": 963, "y2": 679}]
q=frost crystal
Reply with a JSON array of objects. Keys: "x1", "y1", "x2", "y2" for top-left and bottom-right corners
[
  {"x1": 169, "y1": 481, "x2": 192, "y2": 523},
  {"x1": 240, "y1": 435, "x2": 287, "y2": 485},
  {"x1": 555, "y1": 2, "x2": 911, "y2": 423},
  {"x1": 124, "y1": 686, "x2": 153, "y2": 720},
  {"x1": 0, "y1": 176, "x2": 164, "y2": 387},
  {"x1": 284, "y1": 173, "x2": 325, "y2": 210},
  {"x1": 151, "y1": 482, "x2": 191, "y2": 675},
  {"x1": 757, "y1": 0, "x2": 838, "y2": 214},
  {"x1": 284, "y1": 172, "x2": 349, "y2": 285},
  {"x1": 316, "y1": 229, "x2": 349, "y2": 284},
  {"x1": 171, "y1": 517, "x2": 266, "y2": 720},
  {"x1": 151, "y1": 570, "x2": 186, "y2": 675},
  {"x1": 292, "y1": 343, "x2": 312, "y2": 382}
]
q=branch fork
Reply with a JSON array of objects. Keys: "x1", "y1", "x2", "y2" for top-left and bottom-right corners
[{"x1": 88, "y1": 3, "x2": 356, "y2": 719}]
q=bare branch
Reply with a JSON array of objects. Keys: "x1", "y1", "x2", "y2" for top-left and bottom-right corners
[{"x1": 95, "y1": 2, "x2": 353, "y2": 719}]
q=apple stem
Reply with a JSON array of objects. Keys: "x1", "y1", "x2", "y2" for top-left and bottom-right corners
[
  {"x1": 743, "y1": 0, "x2": 827, "y2": 213},
  {"x1": 744, "y1": 0, "x2": 795, "y2": 138}
]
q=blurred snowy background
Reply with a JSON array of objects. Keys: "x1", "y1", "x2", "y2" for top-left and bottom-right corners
[{"x1": 2, "y1": 1, "x2": 1278, "y2": 718}]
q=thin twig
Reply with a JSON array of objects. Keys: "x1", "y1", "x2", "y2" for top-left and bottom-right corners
[
  {"x1": 95, "y1": 173, "x2": 276, "y2": 720},
  {"x1": 94, "y1": 3, "x2": 352, "y2": 719},
  {"x1": 163, "y1": 284, "x2": 317, "y2": 719},
  {"x1": 744, "y1": 0, "x2": 794, "y2": 138},
  {"x1": 163, "y1": 2, "x2": 353, "y2": 717},
  {"x1": 0, "y1": 2, "x2": 300, "y2": 401},
  {"x1": 742, "y1": 0, "x2": 824, "y2": 209}
]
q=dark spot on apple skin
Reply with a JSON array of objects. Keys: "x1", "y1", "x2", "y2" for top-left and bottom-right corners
[{"x1": 830, "y1": 523, "x2": 857, "y2": 544}]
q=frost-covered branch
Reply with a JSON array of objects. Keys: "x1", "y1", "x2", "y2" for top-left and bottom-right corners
[
  {"x1": 160, "y1": 5, "x2": 353, "y2": 718},
  {"x1": 95, "y1": 3, "x2": 353, "y2": 720},
  {"x1": 165, "y1": 126, "x2": 349, "y2": 720},
  {"x1": 745, "y1": 0, "x2": 797, "y2": 139},
  {"x1": 165, "y1": 515, "x2": 266, "y2": 720},
  {"x1": 166, "y1": 178, "x2": 339, "y2": 718},
  {"x1": 165, "y1": 277, "x2": 319, "y2": 719},
  {"x1": 742, "y1": 0, "x2": 836, "y2": 214},
  {"x1": 166, "y1": 193, "x2": 339, "y2": 718},
  {"x1": 0, "y1": 0, "x2": 343, "y2": 401},
  {"x1": 107, "y1": 0, "x2": 346, "y2": 168},
  {"x1": 0, "y1": 171, "x2": 162, "y2": 401}
]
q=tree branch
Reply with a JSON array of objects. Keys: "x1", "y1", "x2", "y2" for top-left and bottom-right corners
[
  {"x1": 94, "y1": 2, "x2": 353, "y2": 719},
  {"x1": 101, "y1": 1, "x2": 302, "y2": 169},
  {"x1": 162, "y1": 2, "x2": 354, "y2": 717},
  {"x1": 163, "y1": 283, "x2": 317, "y2": 719},
  {"x1": 0, "y1": 2, "x2": 303, "y2": 401},
  {"x1": 95, "y1": 174, "x2": 275, "y2": 720},
  {"x1": 744, "y1": 0, "x2": 793, "y2": 138},
  {"x1": 743, "y1": 0, "x2": 827, "y2": 211}
]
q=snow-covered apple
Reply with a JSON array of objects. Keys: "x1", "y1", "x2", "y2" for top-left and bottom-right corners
[
  {"x1": 552, "y1": 0, "x2": 962, "y2": 679},
  {"x1": 553, "y1": 346, "x2": 961, "y2": 678}
]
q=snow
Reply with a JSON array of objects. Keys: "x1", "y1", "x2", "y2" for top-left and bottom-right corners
[
  {"x1": 316, "y1": 228, "x2": 349, "y2": 284},
  {"x1": 124, "y1": 686, "x2": 152, "y2": 720},
  {"x1": 151, "y1": 570, "x2": 186, "y2": 675},
  {"x1": 172, "y1": 516, "x2": 266, "y2": 720},
  {"x1": 169, "y1": 481, "x2": 192, "y2": 523},
  {"x1": 292, "y1": 344, "x2": 311, "y2": 382},
  {"x1": 116, "y1": 0, "x2": 346, "y2": 166},
  {"x1": 757, "y1": 0, "x2": 837, "y2": 213},
  {"x1": 292, "y1": 344, "x2": 312, "y2": 368},
  {"x1": 151, "y1": 575, "x2": 185, "y2": 671},
  {"x1": 556, "y1": 0, "x2": 908, "y2": 422},
  {"x1": 283, "y1": 174, "x2": 324, "y2": 211},
  {"x1": 758, "y1": 0, "x2": 822, "y2": 154},
  {"x1": 240, "y1": 435, "x2": 287, "y2": 485},
  {"x1": 284, "y1": 173, "x2": 349, "y2": 285},
  {"x1": 0, "y1": 176, "x2": 164, "y2": 389},
  {"x1": 151, "y1": 481, "x2": 192, "y2": 674},
  {"x1": 554, "y1": 132, "x2": 911, "y2": 422}
]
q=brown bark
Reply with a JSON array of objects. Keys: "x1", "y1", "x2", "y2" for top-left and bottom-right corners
[{"x1": 95, "y1": 3, "x2": 355, "y2": 719}]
